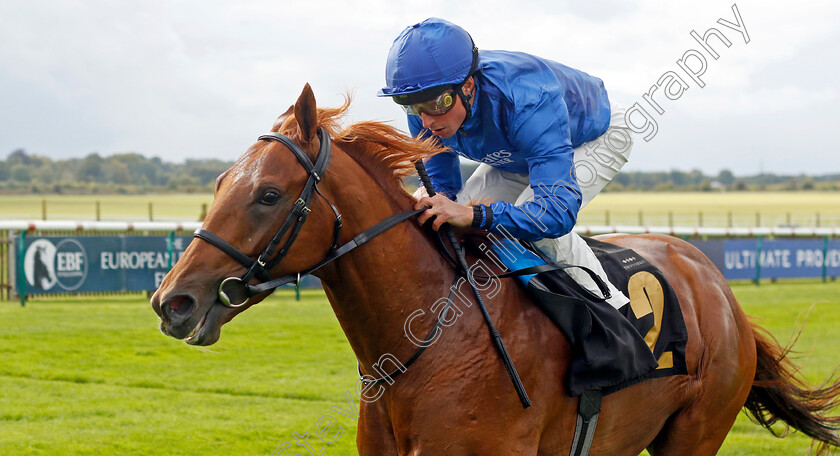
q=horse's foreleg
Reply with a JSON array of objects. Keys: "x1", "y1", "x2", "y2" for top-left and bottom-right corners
[{"x1": 357, "y1": 400, "x2": 399, "y2": 456}]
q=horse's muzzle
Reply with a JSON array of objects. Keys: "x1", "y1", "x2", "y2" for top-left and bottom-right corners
[{"x1": 152, "y1": 292, "x2": 199, "y2": 338}]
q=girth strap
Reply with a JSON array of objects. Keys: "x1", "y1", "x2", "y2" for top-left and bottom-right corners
[{"x1": 569, "y1": 390, "x2": 602, "y2": 456}]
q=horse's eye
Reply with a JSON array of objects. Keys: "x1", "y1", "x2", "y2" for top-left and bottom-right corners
[{"x1": 260, "y1": 191, "x2": 280, "y2": 205}]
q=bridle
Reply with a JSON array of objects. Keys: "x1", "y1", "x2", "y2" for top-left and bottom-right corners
[
  {"x1": 189, "y1": 125, "x2": 601, "y2": 410},
  {"x1": 193, "y1": 127, "x2": 424, "y2": 308},
  {"x1": 194, "y1": 127, "x2": 342, "y2": 307}
]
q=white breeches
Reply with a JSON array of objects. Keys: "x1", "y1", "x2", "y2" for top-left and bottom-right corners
[{"x1": 456, "y1": 102, "x2": 633, "y2": 308}]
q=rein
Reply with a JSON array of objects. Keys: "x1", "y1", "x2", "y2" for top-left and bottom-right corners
[
  {"x1": 194, "y1": 129, "x2": 607, "y2": 411},
  {"x1": 192, "y1": 127, "x2": 452, "y2": 401},
  {"x1": 194, "y1": 126, "x2": 344, "y2": 307},
  {"x1": 192, "y1": 127, "x2": 426, "y2": 309}
]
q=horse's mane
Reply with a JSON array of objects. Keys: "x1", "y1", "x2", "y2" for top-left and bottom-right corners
[
  {"x1": 277, "y1": 96, "x2": 447, "y2": 194},
  {"x1": 278, "y1": 96, "x2": 503, "y2": 273}
]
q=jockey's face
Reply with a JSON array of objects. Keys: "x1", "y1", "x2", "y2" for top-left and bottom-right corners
[{"x1": 419, "y1": 77, "x2": 474, "y2": 139}]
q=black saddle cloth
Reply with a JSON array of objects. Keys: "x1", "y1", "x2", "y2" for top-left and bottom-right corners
[{"x1": 525, "y1": 236, "x2": 688, "y2": 397}]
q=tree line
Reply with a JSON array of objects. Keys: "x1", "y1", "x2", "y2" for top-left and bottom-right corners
[
  {"x1": 607, "y1": 168, "x2": 840, "y2": 192},
  {"x1": 0, "y1": 149, "x2": 231, "y2": 194},
  {"x1": 457, "y1": 163, "x2": 840, "y2": 192},
  {"x1": 1, "y1": 149, "x2": 838, "y2": 194}
]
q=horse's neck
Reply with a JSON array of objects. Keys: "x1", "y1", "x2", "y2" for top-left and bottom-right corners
[{"x1": 317, "y1": 177, "x2": 454, "y2": 368}]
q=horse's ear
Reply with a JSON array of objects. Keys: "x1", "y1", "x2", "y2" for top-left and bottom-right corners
[
  {"x1": 294, "y1": 83, "x2": 318, "y2": 143},
  {"x1": 271, "y1": 105, "x2": 295, "y2": 132}
]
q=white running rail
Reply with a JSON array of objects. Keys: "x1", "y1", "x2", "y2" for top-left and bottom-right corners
[{"x1": 0, "y1": 220, "x2": 837, "y2": 237}]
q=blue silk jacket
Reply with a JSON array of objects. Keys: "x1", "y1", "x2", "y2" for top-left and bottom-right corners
[{"x1": 408, "y1": 50, "x2": 610, "y2": 241}]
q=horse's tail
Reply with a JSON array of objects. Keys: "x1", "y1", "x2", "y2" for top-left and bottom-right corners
[{"x1": 743, "y1": 321, "x2": 840, "y2": 455}]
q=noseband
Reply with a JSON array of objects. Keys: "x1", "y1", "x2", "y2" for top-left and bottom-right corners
[
  {"x1": 193, "y1": 127, "x2": 426, "y2": 308},
  {"x1": 194, "y1": 127, "x2": 342, "y2": 307},
  {"x1": 191, "y1": 126, "x2": 540, "y2": 409}
]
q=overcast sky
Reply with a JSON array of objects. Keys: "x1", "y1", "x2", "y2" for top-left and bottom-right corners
[{"x1": 1, "y1": 0, "x2": 837, "y2": 175}]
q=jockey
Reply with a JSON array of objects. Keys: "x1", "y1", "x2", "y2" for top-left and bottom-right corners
[{"x1": 378, "y1": 18, "x2": 632, "y2": 309}]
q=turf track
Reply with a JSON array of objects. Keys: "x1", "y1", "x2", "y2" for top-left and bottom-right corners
[{"x1": 0, "y1": 281, "x2": 838, "y2": 455}]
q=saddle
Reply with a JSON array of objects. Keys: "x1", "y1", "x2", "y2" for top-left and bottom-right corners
[
  {"x1": 485, "y1": 235, "x2": 689, "y2": 397},
  {"x1": 521, "y1": 236, "x2": 690, "y2": 456}
]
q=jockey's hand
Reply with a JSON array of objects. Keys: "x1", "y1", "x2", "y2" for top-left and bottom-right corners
[
  {"x1": 415, "y1": 195, "x2": 474, "y2": 231},
  {"x1": 412, "y1": 186, "x2": 429, "y2": 200}
]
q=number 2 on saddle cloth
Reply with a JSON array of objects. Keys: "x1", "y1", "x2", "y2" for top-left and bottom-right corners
[{"x1": 486, "y1": 235, "x2": 688, "y2": 398}]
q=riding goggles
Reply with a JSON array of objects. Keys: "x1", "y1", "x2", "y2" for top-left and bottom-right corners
[{"x1": 400, "y1": 89, "x2": 456, "y2": 116}]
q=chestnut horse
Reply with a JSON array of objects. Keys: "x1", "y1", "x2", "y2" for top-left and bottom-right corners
[{"x1": 152, "y1": 84, "x2": 840, "y2": 455}]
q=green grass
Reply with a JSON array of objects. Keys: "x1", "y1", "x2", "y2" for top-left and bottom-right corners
[
  {"x1": 0, "y1": 194, "x2": 213, "y2": 221},
  {"x1": 1, "y1": 283, "x2": 839, "y2": 455},
  {"x1": 0, "y1": 290, "x2": 360, "y2": 455},
  {"x1": 578, "y1": 191, "x2": 840, "y2": 228}
]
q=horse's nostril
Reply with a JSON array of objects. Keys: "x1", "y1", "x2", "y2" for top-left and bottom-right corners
[{"x1": 164, "y1": 294, "x2": 196, "y2": 321}]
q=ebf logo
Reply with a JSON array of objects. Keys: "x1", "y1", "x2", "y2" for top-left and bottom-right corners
[{"x1": 24, "y1": 238, "x2": 88, "y2": 291}]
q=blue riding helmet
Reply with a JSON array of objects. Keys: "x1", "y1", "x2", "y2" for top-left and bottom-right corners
[{"x1": 378, "y1": 18, "x2": 478, "y2": 105}]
